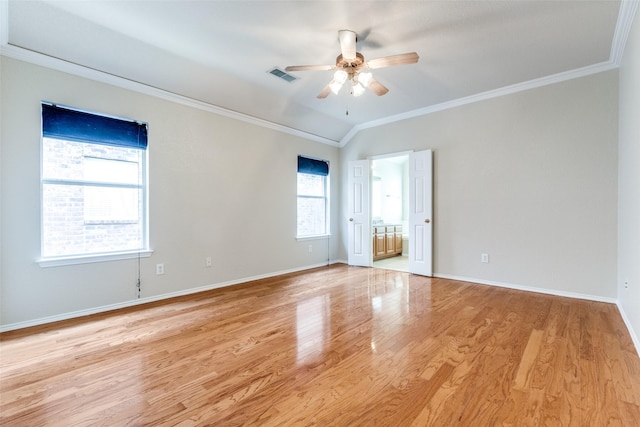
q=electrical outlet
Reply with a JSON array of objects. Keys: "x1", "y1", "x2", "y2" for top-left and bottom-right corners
[
  {"x1": 625, "y1": 280, "x2": 629, "y2": 289},
  {"x1": 156, "y1": 263, "x2": 164, "y2": 275},
  {"x1": 481, "y1": 253, "x2": 489, "y2": 263},
  {"x1": 206, "y1": 257, "x2": 212, "y2": 267},
  {"x1": 308, "y1": 245, "x2": 313, "y2": 253}
]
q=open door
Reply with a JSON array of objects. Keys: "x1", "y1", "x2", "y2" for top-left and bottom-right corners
[
  {"x1": 347, "y1": 160, "x2": 371, "y2": 267},
  {"x1": 408, "y1": 150, "x2": 433, "y2": 276}
]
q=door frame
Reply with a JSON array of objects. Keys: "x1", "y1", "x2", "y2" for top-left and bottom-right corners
[
  {"x1": 365, "y1": 150, "x2": 433, "y2": 276},
  {"x1": 368, "y1": 151, "x2": 412, "y2": 268}
]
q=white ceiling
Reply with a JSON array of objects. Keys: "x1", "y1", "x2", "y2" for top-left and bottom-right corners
[{"x1": 2, "y1": 1, "x2": 633, "y2": 145}]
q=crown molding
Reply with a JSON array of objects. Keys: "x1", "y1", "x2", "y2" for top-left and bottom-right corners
[
  {"x1": 338, "y1": 60, "x2": 618, "y2": 147},
  {"x1": 0, "y1": 1, "x2": 8, "y2": 46},
  {"x1": 0, "y1": 41, "x2": 620, "y2": 151},
  {"x1": 339, "y1": 0, "x2": 639, "y2": 147},
  {"x1": 0, "y1": 44, "x2": 340, "y2": 147},
  {"x1": 611, "y1": 0, "x2": 640, "y2": 65},
  {"x1": 2, "y1": 0, "x2": 636, "y2": 149}
]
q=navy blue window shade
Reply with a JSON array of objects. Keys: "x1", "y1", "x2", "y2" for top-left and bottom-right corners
[
  {"x1": 42, "y1": 103, "x2": 147, "y2": 149},
  {"x1": 298, "y1": 156, "x2": 329, "y2": 176}
]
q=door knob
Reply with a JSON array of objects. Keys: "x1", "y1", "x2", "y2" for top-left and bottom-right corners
[
  {"x1": 424, "y1": 219, "x2": 431, "y2": 223},
  {"x1": 349, "y1": 218, "x2": 354, "y2": 222}
]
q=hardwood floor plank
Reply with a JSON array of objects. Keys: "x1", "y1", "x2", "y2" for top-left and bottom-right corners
[
  {"x1": 580, "y1": 301, "x2": 625, "y2": 426},
  {"x1": 431, "y1": 302, "x2": 528, "y2": 425},
  {"x1": 513, "y1": 329, "x2": 545, "y2": 391},
  {"x1": 2, "y1": 265, "x2": 639, "y2": 426}
]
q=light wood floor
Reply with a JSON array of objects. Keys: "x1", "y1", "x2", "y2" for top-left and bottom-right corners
[
  {"x1": 2, "y1": 265, "x2": 640, "y2": 426},
  {"x1": 373, "y1": 255, "x2": 409, "y2": 272}
]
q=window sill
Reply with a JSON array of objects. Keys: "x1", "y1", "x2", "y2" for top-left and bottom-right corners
[
  {"x1": 38, "y1": 249, "x2": 154, "y2": 268},
  {"x1": 296, "y1": 234, "x2": 331, "y2": 242}
]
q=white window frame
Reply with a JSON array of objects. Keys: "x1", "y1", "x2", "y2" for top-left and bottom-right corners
[
  {"x1": 38, "y1": 104, "x2": 152, "y2": 267},
  {"x1": 296, "y1": 156, "x2": 330, "y2": 240}
]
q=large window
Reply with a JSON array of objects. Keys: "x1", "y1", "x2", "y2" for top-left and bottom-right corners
[
  {"x1": 297, "y1": 156, "x2": 329, "y2": 237},
  {"x1": 40, "y1": 103, "x2": 148, "y2": 262}
]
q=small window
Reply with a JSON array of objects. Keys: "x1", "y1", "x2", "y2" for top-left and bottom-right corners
[
  {"x1": 40, "y1": 103, "x2": 149, "y2": 260},
  {"x1": 297, "y1": 156, "x2": 329, "y2": 238}
]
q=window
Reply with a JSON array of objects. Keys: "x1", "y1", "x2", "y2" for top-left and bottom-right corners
[
  {"x1": 40, "y1": 103, "x2": 149, "y2": 262},
  {"x1": 297, "y1": 155, "x2": 329, "y2": 237}
]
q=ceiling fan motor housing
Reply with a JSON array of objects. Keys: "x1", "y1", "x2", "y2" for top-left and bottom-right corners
[{"x1": 336, "y1": 52, "x2": 365, "y2": 76}]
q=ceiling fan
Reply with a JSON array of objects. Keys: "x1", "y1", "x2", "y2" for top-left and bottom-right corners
[{"x1": 285, "y1": 30, "x2": 419, "y2": 99}]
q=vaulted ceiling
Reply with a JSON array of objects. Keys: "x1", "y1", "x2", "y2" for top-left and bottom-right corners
[{"x1": 2, "y1": 1, "x2": 635, "y2": 146}]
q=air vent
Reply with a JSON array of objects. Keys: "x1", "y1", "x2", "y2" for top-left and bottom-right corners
[{"x1": 269, "y1": 67, "x2": 298, "y2": 83}]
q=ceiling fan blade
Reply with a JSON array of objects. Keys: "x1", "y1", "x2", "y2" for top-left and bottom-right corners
[
  {"x1": 338, "y1": 30, "x2": 357, "y2": 60},
  {"x1": 367, "y1": 52, "x2": 419, "y2": 69},
  {"x1": 368, "y1": 79, "x2": 389, "y2": 96},
  {"x1": 317, "y1": 85, "x2": 331, "y2": 99},
  {"x1": 285, "y1": 64, "x2": 333, "y2": 72},
  {"x1": 358, "y1": 27, "x2": 383, "y2": 49}
]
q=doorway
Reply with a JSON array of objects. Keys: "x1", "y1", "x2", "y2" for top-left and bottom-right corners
[
  {"x1": 347, "y1": 149, "x2": 432, "y2": 276},
  {"x1": 371, "y1": 154, "x2": 409, "y2": 272}
]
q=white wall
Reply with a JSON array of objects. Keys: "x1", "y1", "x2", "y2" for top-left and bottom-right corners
[
  {"x1": 0, "y1": 53, "x2": 627, "y2": 330},
  {"x1": 371, "y1": 158, "x2": 405, "y2": 224},
  {"x1": 0, "y1": 57, "x2": 340, "y2": 328},
  {"x1": 618, "y1": 6, "x2": 640, "y2": 349},
  {"x1": 341, "y1": 71, "x2": 619, "y2": 299}
]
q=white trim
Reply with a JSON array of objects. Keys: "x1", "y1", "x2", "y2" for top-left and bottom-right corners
[
  {"x1": 296, "y1": 234, "x2": 331, "y2": 241},
  {"x1": 368, "y1": 150, "x2": 414, "y2": 161},
  {"x1": 616, "y1": 302, "x2": 640, "y2": 357},
  {"x1": 339, "y1": 126, "x2": 361, "y2": 147},
  {"x1": 0, "y1": 44, "x2": 340, "y2": 147},
  {"x1": 1, "y1": 1, "x2": 636, "y2": 148},
  {"x1": 0, "y1": 0, "x2": 8, "y2": 46},
  {"x1": 338, "y1": 0, "x2": 638, "y2": 147},
  {"x1": 38, "y1": 249, "x2": 153, "y2": 268},
  {"x1": 0, "y1": 262, "x2": 333, "y2": 332},
  {"x1": 611, "y1": 0, "x2": 640, "y2": 65},
  {"x1": 339, "y1": 61, "x2": 618, "y2": 147},
  {"x1": 375, "y1": 266, "x2": 639, "y2": 355},
  {"x1": 3, "y1": 261, "x2": 633, "y2": 350},
  {"x1": 432, "y1": 273, "x2": 618, "y2": 304}
]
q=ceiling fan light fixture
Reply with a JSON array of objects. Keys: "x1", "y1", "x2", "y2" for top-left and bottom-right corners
[
  {"x1": 358, "y1": 72, "x2": 373, "y2": 87},
  {"x1": 334, "y1": 70, "x2": 348, "y2": 84},
  {"x1": 286, "y1": 29, "x2": 418, "y2": 101},
  {"x1": 329, "y1": 79, "x2": 343, "y2": 95},
  {"x1": 352, "y1": 82, "x2": 366, "y2": 97}
]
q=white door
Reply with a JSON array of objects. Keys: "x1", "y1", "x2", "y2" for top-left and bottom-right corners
[
  {"x1": 347, "y1": 160, "x2": 371, "y2": 267},
  {"x1": 408, "y1": 150, "x2": 433, "y2": 276}
]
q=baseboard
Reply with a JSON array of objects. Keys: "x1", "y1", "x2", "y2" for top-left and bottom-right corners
[
  {"x1": 0, "y1": 262, "x2": 335, "y2": 333},
  {"x1": 3, "y1": 264, "x2": 630, "y2": 341},
  {"x1": 616, "y1": 302, "x2": 640, "y2": 357},
  {"x1": 335, "y1": 264, "x2": 617, "y2": 304},
  {"x1": 432, "y1": 273, "x2": 618, "y2": 304},
  {"x1": 432, "y1": 273, "x2": 640, "y2": 356}
]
